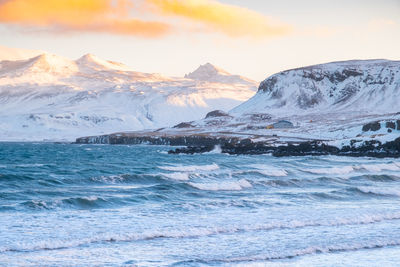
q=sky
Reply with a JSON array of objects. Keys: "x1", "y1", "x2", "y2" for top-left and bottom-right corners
[{"x1": 0, "y1": 0, "x2": 399, "y2": 81}]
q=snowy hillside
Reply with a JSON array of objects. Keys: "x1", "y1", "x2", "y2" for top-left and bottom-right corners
[
  {"x1": 0, "y1": 51, "x2": 257, "y2": 141},
  {"x1": 124, "y1": 59, "x2": 400, "y2": 149},
  {"x1": 232, "y1": 59, "x2": 400, "y2": 116}
]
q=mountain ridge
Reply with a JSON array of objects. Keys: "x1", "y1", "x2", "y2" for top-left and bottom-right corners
[
  {"x1": 232, "y1": 59, "x2": 400, "y2": 116},
  {"x1": 0, "y1": 48, "x2": 257, "y2": 141}
]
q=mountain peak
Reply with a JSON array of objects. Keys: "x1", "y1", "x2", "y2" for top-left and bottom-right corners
[
  {"x1": 76, "y1": 53, "x2": 132, "y2": 71},
  {"x1": 77, "y1": 53, "x2": 102, "y2": 64},
  {"x1": 22, "y1": 53, "x2": 76, "y2": 73},
  {"x1": 185, "y1": 63, "x2": 256, "y2": 85},
  {"x1": 186, "y1": 63, "x2": 230, "y2": 80}
]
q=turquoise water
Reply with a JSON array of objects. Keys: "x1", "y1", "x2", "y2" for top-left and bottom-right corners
[{"x1": 1, "y1": 143, "x2": 400, "y2": 266}]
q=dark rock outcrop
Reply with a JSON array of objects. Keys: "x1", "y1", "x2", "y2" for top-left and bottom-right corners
[
  {"x1": 362, "y1": 121, "x2": 381, "y2": 132},
  {"x1": 386, "y1": 121, "x2": 396, "y2": 129},
  {"x1": 205, "y1": 110, "x2": 231, "y2": 119},
  {"x1": 168, "y1": 138, "x2": 400, "y2": 158},
  {"x1": 173, "y1": 122, "x2": 195, "y2": 129},
  {"x1": 76, "y1": 131, "x2": 400, "y2": 158}
]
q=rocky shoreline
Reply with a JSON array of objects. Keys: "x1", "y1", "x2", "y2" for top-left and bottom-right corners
[
  {"x1": 75, "y1": 132, "x2": 400, "y2": 158},
  {"x1": 168, "y1": 138, "x2": 400, "y2": 158}
]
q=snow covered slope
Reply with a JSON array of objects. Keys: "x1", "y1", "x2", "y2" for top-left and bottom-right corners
[
  {"x1": 143, "y1": 59, "x2": 400, "y2": 148},
  {"x1": 232, "y1": 59, "x2": 400, "y2": 116},
  {"x1": 0, "y1": 52, "x2": 257, "y2": 141}
]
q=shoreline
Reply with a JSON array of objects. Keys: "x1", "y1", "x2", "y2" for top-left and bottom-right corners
[{"x1": 75, "y1": 132, "x2": 400, "y2": 158}]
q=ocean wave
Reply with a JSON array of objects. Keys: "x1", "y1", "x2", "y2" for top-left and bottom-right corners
[
  {"x1": 161, "y1": 172, "x2": 190, "y2": 181},
  {"x1": 219, "y1": 239, "x2": 400, "y2": 263},
  {"x1": 159, "y1": 163, "x2": 219, "y2": 172},
  {"x1": 90, "y1": 175, "x2": 127, "y2": 183},
  {"x1": 15, "y1": 163, "x2": 46, "y2": 168},
  {"x1": 303, "y1": 162, "x2": 400, "y2": 175},
  {"x1": 188, "y1": 179, "x2": 252, "y2": 191},
  {"x1": 356, "y1": 163, "x2": 400, "y2": 172},
  {"x1": 22, "y1": 196, "x2": 109, "y2": 210},
  {"x1": 353, "y1": 174, "x2": 400, "y2": 182},
  {"x1": 90, "y1": 174, "x2": 162, "y2": 184},
  {"x1": 355, "y1": 187, "x2": 400, "y2": 198},
  {"x1": 247, "y1": 164, "x2": 288, "y2": 177},
  {"x1": 303, "y1": 166, "x2": 354, "y2": 175},
  {"x1": 3, "y1": 212, "x2": 400, "y2": 253}
]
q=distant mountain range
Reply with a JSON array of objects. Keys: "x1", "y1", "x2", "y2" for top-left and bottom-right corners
[{"x1": 0, "y1": 47, "x2": 257, "y2": 141}]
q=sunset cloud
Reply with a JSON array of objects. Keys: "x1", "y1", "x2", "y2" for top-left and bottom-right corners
[
  {"x1": 147, "y1": 0, "x2": 291, "y2": 38},
  {"x1": 0, "y1": 0, "x2": 170, "y2": 37},
  {"x1": 0, "y1": 0, "x2": 290, "y2": 38}
]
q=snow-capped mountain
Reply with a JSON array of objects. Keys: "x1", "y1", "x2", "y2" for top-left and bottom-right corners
[
  {"x1": 0, "y1": 51, "x2": 257, "y2": 141},
  {"x1": 128, "y1": 59, "x2": 400, "y2": 149},
  {"x1": 232, "y1": 59, "x2": 400, "y2": 116},
  {"x1": 185, "y1": 63, "x2": 255, "y2": 85}
]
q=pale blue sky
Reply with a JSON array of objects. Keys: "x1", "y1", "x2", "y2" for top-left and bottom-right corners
[{"x1": 1, "y1": 0, "x2": 399, "y2": 81}]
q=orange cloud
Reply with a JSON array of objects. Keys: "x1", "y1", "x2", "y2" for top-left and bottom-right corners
[
  {"x1": 0, "y1": 0, "x2": 170, "y2": 37},
  {"x1": 0, "y1": 0, "x2": 291, "y2": 38},
  {"x1": 147, "y1": 0, "x2": 291, "y2": 38}
]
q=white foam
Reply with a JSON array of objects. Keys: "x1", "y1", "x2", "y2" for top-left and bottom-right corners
[
  {"x1": 15, "y1": 163, "x2": 45, "y2": 168},
  {"x1": 357, "y1": 163, "x2": 400, "y2": 172},
  {"x1": 91, "y1": 175, "x2": 125, "y2": 183},
  {"x1": 248, "y1": 164, "x2": 288, "y2": 176},
  {"x1": 3, "y1": 211, "x2": 400, "y2": 254},
  {"x1": 304, "y1": 162, "x2": 400, "y2": 175},
  {"x1": 159, "y1": 163, "x2": 219, "y2": 172},
  {"x1": 189, "y1": 179, "x2": 252, "y2": 191},
  {"x1": 205, "y1": 145, "x2": 222, "y2": 154},
  {"x1": 84, "y1": 196, "x2": 99, "y2": 201},
  {"x1": 162, "y1": 172, "x2": 190, "y2": 181},
  {"x1": 225, "y1": 239, "x2": 400, "y2": 262}
]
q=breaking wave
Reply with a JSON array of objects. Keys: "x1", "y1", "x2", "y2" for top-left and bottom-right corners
[
  {"x1": 188, "y1": 179, "x2": 252, "y2": 191},
  {"x1": 4, "y1": 212, "x2": 400, "y2": 253},
  {"x1": 22, "y1": 196, "x2": 110, "y2": 210},
  {"x1": 159, "y1": 163, "x2": 219, "y2": 172},
  {"x1": 355, "y1": 186, "x2": 400, "y2": 198},
  {"x1": 247, "y1": 164, "x2": 288, "y2": 177},
  {"x1": 303, "y1": 162, "x2": 400, "y2": 175},
  {"x1": 161, "y1": 172, "x2": 190, "y2": 181},
  {"x1": 217, "y1": 239, "x2": 400, "y2": 263}
]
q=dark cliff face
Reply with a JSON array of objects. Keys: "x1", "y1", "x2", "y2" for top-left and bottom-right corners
[
  {"x1": 258, "y1": 68, "x2": 365, "y2": 93},
  {"x1": 259, "y1": 76, "x2": 278, "y2": 93}
]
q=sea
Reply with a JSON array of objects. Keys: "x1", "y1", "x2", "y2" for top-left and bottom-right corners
[{"x1": 1, "y1": 143, "x2": 400, "y2": 266}]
